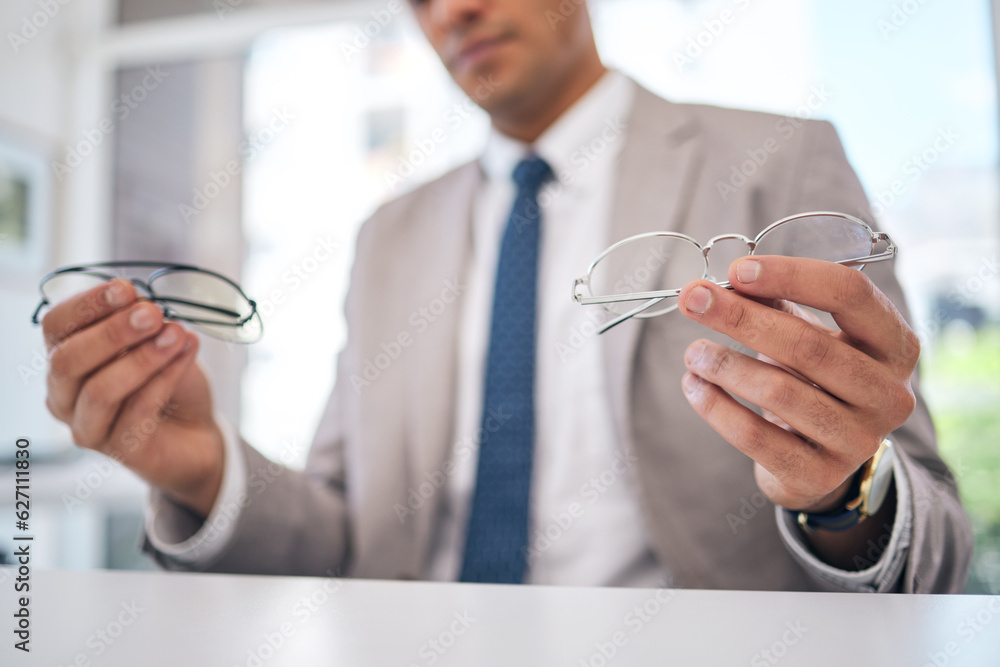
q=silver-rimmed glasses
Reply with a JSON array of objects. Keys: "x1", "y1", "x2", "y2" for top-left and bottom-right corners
[
  {"x1": 31, "y1": 261, "x2": 263, "y2": 343},
  {"x1": 573, "y1": 211, "x2": 896, "y2": 334}
]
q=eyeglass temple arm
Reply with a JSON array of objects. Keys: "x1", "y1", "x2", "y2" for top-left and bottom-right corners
[
  {"x1": 32, "y1": 295, "x2": 252, "y2": 325},
  {"x1": 596, "y1": 297, "x2": 670, "y2": 334},
  {"x1": 30, "y1": 299, "x2": 48, "y2": 325},
  {"x1": 149, "y1": 295, "x2": 246, "y2": 319}
]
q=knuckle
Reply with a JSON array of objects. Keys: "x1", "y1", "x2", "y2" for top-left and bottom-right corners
[
  {"x1": 808, "y1": 402, "x2": 844, "y2": 443},
  {"x1": 697, "y1": 380, "x2": 720, "y2": 415},
  {"x1": 102, "y1": 316, "x2": 133, "y2": 350},
  {"x1": 761, "y1": 377, "x2": 796, "y2": 413},
  {"x1": 901, "y1": 327, "x2": 921, "y2": 366},
  {"x1": 790, "y1": 326, "x2": 833, "y2": 369},
  {"x1": 44, "y1": 393, "x2": 68, "y2": 423},
  {"x1": 892, "y1": 382, "x2": 917, "y2": 422},
  {"x1": 724, "y1": 300, "x2": 751, "y2": 332},
  {"x1": 47, "y1": 344, "x2": 71, "y2": 378},
  {"x1": 77, "y1": 379, "x2": 113, "y2": 413},
  {"x1": 69, "y1": 425, "x2": 95, "y2": 450},
  {"x1": 818, "y1": 465, "x2": 849, "y2": 494},
  {"x1": 837, "y1": 270, "x2": 876, "y2": 309},
  {"x1": 707, "y1": 346, "x2": 733, "y2": 378},
  {"x1": 740, "y1": 422, "x2": 771, "y2": 459}
]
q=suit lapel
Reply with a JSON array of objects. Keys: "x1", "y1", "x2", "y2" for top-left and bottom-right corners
[
  {"x1": 404, "y1": 163, "x2": 480, "y2": 555},
  {"x1": 602, "y1": 85, "x2": 703, "y2": 451}
]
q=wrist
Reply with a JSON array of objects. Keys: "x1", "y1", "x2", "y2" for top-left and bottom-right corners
[
  {"x1": 167, "y1": 424, "x2": 226, "y2": 518},
  {"x1": 789, "y1": 439, "x2": 896, "y2": 535}
]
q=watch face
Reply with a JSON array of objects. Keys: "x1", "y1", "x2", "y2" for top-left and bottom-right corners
[{"x1": 867, "y1": 441, "x2": 896, "y2": 515}]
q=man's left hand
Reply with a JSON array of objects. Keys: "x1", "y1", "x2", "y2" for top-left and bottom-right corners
[{"x1": 677, "y1": 256, "x2": 919, "y2": 514}]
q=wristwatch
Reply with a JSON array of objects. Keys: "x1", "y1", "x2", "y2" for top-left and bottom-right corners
[{"x1": 791, "y1": 439, "x2": 896, "y2": 534}]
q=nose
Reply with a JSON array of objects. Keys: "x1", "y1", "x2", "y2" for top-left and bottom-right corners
[{"x1": 427, "y1": 0, "x2": 487, "y2": 30}]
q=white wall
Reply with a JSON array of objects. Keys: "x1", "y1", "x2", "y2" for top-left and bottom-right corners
[{"x1": 1, "y1": 0, "x2": 116, "y2": 454}]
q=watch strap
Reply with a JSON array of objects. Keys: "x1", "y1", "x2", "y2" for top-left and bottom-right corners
[{"x1": 788, "y1": 439, "x2": 893, "y2": 534}]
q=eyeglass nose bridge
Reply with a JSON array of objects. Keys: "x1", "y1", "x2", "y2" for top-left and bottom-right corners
[{"x1": 701, "y1": 232, "x2": 755, "y2": 285}]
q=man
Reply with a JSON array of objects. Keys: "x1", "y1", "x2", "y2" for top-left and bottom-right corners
[{"x1": 40, "y1": 0, "x2": 970, "y2": 591}]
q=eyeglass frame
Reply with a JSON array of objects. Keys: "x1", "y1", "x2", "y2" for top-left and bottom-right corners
[
  {"x1": 572, "y1": 211, "x2": 897, "y2": 334},
  {"x1": 31, "y1": 260, "x2": 260, "y2": 341}
]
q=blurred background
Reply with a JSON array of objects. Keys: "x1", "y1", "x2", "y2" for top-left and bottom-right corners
[{"x1": 0, "y1": 0, "x2": 997, "y2": 592}]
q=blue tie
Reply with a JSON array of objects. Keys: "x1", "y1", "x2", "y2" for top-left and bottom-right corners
[{"x1": 459, "y1": 156, "x2": 552, "y2": 584}]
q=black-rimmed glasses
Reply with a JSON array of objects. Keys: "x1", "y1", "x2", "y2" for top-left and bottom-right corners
[
  {"x1": 573, "y1": 211, "x2": 897, "y2": 334},
  {"x1": 31, "y1": 261, "x2": 263, "y2": 344}
]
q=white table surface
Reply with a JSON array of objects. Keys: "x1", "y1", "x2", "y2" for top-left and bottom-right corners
[{"x1": 3, "y1": 568, "x2": 999, "y2": 666}]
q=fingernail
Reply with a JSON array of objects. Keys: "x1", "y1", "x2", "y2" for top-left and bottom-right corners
[
  {"x1": 155, "y1": 327, "x2": 178, "y2": 348},
  {"x1": 104, "y1": 282, "x2": 128, "y2": 308},
  {"x1": 682, "y1": 372, "x2": 702, "y2": 396},
  {"x1": 686, "y1": 286, "x2": 712, "y2": 314},
  {"x1": 736, "y1": 259, "x2": 761, "y2": 284},
  {"x1": 686, "y1": 341, "x2": 707, "y2": 367},
  {"x1": 130, "y1": 305, "x2": 156, "y2": 331}
]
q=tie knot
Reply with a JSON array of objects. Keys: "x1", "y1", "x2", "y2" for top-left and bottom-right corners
[{"x1": 512, "y1": 156, "x2": 552, "y2": 193}]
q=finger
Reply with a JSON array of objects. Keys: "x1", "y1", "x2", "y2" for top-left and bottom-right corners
[
  {"x1": 726, "y1": 256, "x2": 920, "y2": 370},
  {"x1": 41, "y1": 279, "x2": 138, "y2": 351},
  {"x1": 677, "y1": 278, "x2": 909, "y2": 410},
  {"x1": 766, "y1": 298, "x2": 837, "y2": 336},
  {"x1": 680, "y1": 371, "x2": 851, "y2": 504},
  {"x1": 111, "y1": 333, "x2": 201, "y2": 468},
  {"x1": 70, "y1": 323, "x2": 191, "y2": 449},
  {"x1": 46, "y1": 301, "x2": 166, "y2": 421},
  {"x1": 684, "y1": 339, "x2": 880, "y2": 462}
]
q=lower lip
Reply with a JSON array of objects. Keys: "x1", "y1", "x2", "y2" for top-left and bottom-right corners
[{"x1": 458, "y1": 38, "x2": 507, "y2": 70}]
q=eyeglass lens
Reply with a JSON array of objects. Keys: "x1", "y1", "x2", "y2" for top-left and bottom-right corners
[
  {"x1": 39, "y1": 267, "x2": 261, "y2": 343},
  {"x1": 588, "y1": 214, "x2": 876, "y2": 315}
]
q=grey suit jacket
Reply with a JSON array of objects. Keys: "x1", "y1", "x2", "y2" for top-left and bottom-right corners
[{"x1": 146, "y1": 83, "x2": 972, "y2": 593}]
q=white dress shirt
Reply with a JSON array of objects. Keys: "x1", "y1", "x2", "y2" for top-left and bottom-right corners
[
  {"x1": 424, "y1": 70, "x2": 666, "y2": 586},
  {"x1": 146, "y1": 70, "x2": 912, "y2": 593}
]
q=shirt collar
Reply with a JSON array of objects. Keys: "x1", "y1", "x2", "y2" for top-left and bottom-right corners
[{"x1": 479, "y1": 70, "x2": 635, "y2": 186}]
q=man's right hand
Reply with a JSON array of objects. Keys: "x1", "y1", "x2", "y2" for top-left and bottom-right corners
[{"x1": 42, "y1": 278, "x2": 225, "y2": 517}]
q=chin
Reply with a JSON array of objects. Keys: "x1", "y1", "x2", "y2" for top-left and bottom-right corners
[{"x1": 454, "y1": 59, "x2": 524, "y2": 110}]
